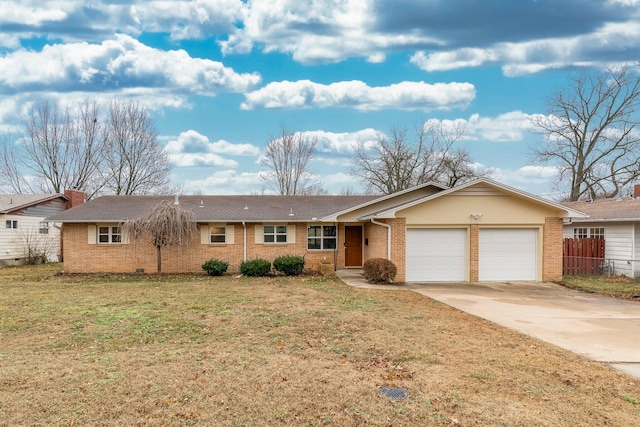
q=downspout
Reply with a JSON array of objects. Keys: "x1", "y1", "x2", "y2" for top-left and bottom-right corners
[
  {"x1": 242, "y1": 221, "x2": 247, "y2": 261},
  {"x1": 370, "y1": 218, "x2": 391, "y2": 260}
]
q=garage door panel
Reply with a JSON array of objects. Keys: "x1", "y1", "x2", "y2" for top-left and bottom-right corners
[
  {"x1": 406, "y1": 229, "x2": 466, "y2": 282},
  {"x1": 479, "y1": 229, "x2": 536, "y2": 281}
]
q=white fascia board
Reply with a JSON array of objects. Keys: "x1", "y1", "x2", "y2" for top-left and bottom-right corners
[
  {"x1": 364, "y1": 178, "x2": 589, "y2": 219},
  {"x1": 318, "y1": 181, "x2": 447, "y2": 222}
]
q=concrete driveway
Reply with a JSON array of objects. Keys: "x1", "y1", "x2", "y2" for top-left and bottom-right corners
[
  {"x1": 337, "y1": 270, "x2": 640, "y2": 378},
  {"x1": 409, "y1": 281, "x2": 640, "y2": 378}
]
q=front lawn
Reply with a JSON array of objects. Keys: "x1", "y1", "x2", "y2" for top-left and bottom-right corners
[
  {"x1": 559, "y1": 275, "x2": 640, "y2": 300},
  {"x1": 1, "y1": 264, "x2": 639, "y2": 426}
]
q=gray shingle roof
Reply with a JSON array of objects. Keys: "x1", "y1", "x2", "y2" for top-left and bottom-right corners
[
  {"x1": 563, "y1": 197, "x2": 640, "y2": 221},
  {"x1": 0, "y1": 194, "x2": 65, "y2": 214},
  {"x1": 47, "y1": 195, "x2": 380, "y2": 223}
]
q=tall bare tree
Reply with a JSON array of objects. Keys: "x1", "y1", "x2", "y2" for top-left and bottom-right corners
[
  {"x1": 0, "y1": 135, "x2": 28, "y2": 193},
  {"x1": 351, "y1": 119, "x2": 490, "y2": 194},
  {"x1": 122, "y1": 199, "x2": 197, "y2": 273},
  {"x1": 531, "y1": 64, "x2": 640, "y2": 201},
  {"x1": 0, "y1": 99, "x2": 106, "y2": 197},
  {"x1": 260, "y1": 126, "x2": 324, "y2": 195},
  {"x1": 103, "y1": 99, "x2": 173, "y2": 195},
  {"x1": 0, "y1": 98, "x2": 173, "y2": 198}
]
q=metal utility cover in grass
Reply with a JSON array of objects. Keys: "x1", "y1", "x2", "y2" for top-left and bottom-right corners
[{"x1": 380, "y1": 386, "x2": 408, "y2": 400}]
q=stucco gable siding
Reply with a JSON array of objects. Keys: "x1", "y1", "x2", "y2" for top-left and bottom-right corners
[{"x1": 398, "y1": 195, "x2": 559, "y2": 226}]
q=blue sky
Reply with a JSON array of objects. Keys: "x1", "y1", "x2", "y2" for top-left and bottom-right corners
[{"x1": 1, "y1": 0, "x2": 639, "y2": 198}]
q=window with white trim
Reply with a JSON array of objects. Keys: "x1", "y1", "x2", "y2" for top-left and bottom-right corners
[
  {"x1": 573, "y1": 227, "x2": 587, "y2": 239},
  {"x1": 590, "y1": 227, "x2": 605, "y2": 239},
  {"x1": 39, "y1": 221, "x2": 49, "y2": 234},
  {"x1": 5, "y1": 220, "x2": 18, "y2": 229},
  {"x1": 210, "y1": 226, "x2": 226, "y2": 243},
  {"x1": 573, "y1": 227, "x2": 605, "y2": 239},
  {"x1": 307, "y1": 225, "x2": 337, "y2": 250},
  {"x1": 264, "y1": 225, "x2": 287, "y2": 243},
  {"x1": 98, "y1": 226, "x2": 122, "y2": 243}
]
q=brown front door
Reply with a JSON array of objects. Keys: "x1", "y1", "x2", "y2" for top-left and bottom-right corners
[{"x1": 345, "y1": 226, "x2": 363, "y2": 267}]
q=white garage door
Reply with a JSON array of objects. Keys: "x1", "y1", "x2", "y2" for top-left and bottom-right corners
[
  {"x1": 406, "y1": 228, "x2": 466, "y2": 282},
  {"x1": 479, "y1": 229, "x2": 537, "y2": 281}
]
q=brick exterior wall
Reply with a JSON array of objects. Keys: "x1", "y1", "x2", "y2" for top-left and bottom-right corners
[
  {"x1": 543, "y1": 217, "x2": 564, "y2": 281},
  {"x1": 388, "y1": 218, "x2": 406, "y2": 282},
  {"x1": 469, "y1": 224, "x2": 479, "y2": 282},
  {"x1": 63, "y1": 222, "x2": 363, "y2": 274},
  {"x1": 62, "y1": 216, "x2": 566, "y2": 282},
  {"x1": 363, "y1": 222, "x2": 388, "y2": 261}
]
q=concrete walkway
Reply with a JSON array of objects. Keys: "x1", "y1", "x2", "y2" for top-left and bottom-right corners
[{"x1": 336, "y1": 269, "x2": 640, "y2": 379}]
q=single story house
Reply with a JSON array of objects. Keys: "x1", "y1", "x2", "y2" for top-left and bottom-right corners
[
  {"x1": 47, "y1": 179, "x2": 586, "y2": 282},
  {"x1": 563, "y1": 189, "x2": 640, "y2": 277},
  {"x1": 0, "y1": 190, "x2": 84, "y2": 266}
]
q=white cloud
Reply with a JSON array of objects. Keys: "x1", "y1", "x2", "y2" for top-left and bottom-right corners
[
  {"x1": 165, "y1": 130, "x2": 259, "y2": 167},
  {"x1": 0, "y1": 34, "x2": 261, "y2": 95},
  {"x1": 422, "y1": 111, "x2": 540, "y2": 143},
  {"x1": 133, "y1": 0, "x2": 245, "y2": 39},
  {"x1": 303, "y1": 129, "x2": 379, "y2": 153},
  {"x1": 219, "y1": 0, "x2": 439, "y2": 64},
  {"x1": 180, "y1": 170, "x2": 263, "y2": 194},
  {"x1": 170, "y1": 153, "x2": 238, "y2": 168},
  {"x1": 490, "y1": 165, "x2": 559, "y2": 196},
  {"x1": 0, "y1": 1, "x2": 244, "y2": 43},
  {"x1": 241, "y1": 80, "x2": 475, "y2": 111},
  {"x1": 410, "y1": 21, "x2": 640, "y2": 76}
]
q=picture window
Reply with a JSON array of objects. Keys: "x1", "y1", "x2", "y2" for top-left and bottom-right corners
[{"x1": 307, "y1": 225, "x2": 337, "y2": 250}]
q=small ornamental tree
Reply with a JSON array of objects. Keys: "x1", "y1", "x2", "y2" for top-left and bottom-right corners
[{"x1": 122, "y1": 199, "x2": 197, "y2": 273}]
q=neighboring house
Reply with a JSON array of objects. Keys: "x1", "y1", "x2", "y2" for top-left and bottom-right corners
[
  {"x1": 563, "y1": 191, "x2": 640, "y2": 277},
  {"x1": 0, "y1": 190, "x2": 84, "y2": 266},
  {"x1": 47, "y1": 179, "x2": 585, "y2": 282}
]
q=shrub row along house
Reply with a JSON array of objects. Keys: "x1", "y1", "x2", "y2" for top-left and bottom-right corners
[{"x1": 48, "y1": 179, "x2": 586, "y2": 282}]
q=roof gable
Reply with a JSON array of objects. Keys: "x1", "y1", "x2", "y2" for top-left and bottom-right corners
[
  {"x1": 319, "y1": 181, "x2": 447, "y2": 221},
  {"x1": 0, "y1": 194, "x2": 67, "y2": 214},
  {"x1": 360, "y1": 179, "x2": 588, "y2": 219}
]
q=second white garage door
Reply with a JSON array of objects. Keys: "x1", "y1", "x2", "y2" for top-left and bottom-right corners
[
  {"x1": 479, "y1": 229, "x2": 537, "y2": 281},
  {"x1": 406, "y1": 228, "x2": 466, "y2": 282}
]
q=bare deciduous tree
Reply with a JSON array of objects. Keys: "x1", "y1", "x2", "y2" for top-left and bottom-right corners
[
  {"x1": 351, "y1": 119, "x2": 491, "y2": 194},
  {"x1": 531, "y1": 64, "x2": 640, "y2": 201},
  {"x1": 122, "y1": 199, "x2": 197, "y2": 273},
  {"x1": 1, "y1": 99, "x2": 106, "y2": 197},
  {"x1": 0, "y1": 98, "x2": 174, "y2": 198},
  {"x1": 103, "y1": 100, "x2": 174, "y2": 195},
  {"x1": 0, "y1": 135, "x2": 28, "y2": 194},
  {"x1": 260, "y1": 126, "x2": 324, "y2": 195}
]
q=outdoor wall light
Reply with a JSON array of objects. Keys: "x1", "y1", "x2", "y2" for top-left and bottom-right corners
[{"x1": 470, "y1": 213, "x2": 483, "y2": 220}]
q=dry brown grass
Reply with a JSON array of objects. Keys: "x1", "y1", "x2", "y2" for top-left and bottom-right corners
[
  {"x1": 560, "y1": 275, "x2": 640, "y2": 301},
  {"x1": 1, "y1": 264, "x2": 639, "y2": 426}
]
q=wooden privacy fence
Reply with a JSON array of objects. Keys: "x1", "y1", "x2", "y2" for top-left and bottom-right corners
[{"x1": 562, "y1": 238, "x2": 606, "y2": 275}]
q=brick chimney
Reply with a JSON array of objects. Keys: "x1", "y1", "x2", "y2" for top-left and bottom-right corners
[
  {"x1": 64, "y1": 189, "x2": 85, "y2": 210},
  {"x1": 634, "y1": 184, "x2": 640, "y2": 198}
]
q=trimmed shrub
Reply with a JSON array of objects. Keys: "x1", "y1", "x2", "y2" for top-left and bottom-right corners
[
  {"x1": 240, "y1": 258, "x2": 271, "y2": 277},
  {"x1": 362, "y1": 258, "x2": 397, "y2": 284},
  {"x1": 273, "y1": 255, "x2": 305, "y2": 276},
  {"x1": 202, "y1": 258, "x2": 229, "y2": 276}
]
